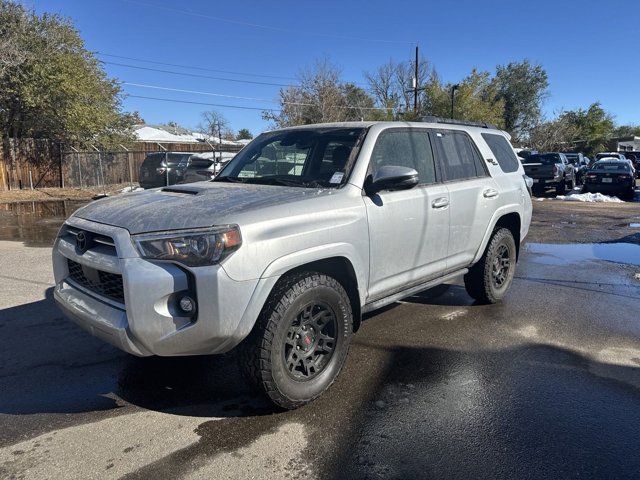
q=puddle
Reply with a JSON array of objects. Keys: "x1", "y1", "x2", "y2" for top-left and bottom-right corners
[
  {"x1": 0, "y1": 200, "x2": 87, "y2": 247},
  {"x1": 524, "y1": 242, "x2": 640, "y2": 267}
]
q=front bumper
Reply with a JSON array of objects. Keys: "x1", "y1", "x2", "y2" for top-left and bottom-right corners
[{"x1": 53, "y1": 217, "x2": 276, "y2": 356}]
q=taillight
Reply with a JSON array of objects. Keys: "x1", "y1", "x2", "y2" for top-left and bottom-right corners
[{"x1": 617, "y1": 174, "x2": 631, "y2": 180}]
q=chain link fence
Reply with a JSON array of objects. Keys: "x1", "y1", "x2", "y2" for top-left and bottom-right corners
[{"x1": 1, "y1": 140, "x2": 245, "y2": 192}]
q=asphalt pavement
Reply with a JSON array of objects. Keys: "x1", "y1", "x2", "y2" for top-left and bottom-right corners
[{"x1": 1, "y1": 199, "x2": 640, "y2": 479}]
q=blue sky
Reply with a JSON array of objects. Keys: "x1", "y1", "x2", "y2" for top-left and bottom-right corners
[{"x1": 31, "y1": 0, "x2": 640, "y2": 135}]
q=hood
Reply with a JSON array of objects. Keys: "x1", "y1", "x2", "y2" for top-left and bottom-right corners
[{"x1": 74, "y1": 182, "x2": 333, "y2": 234}]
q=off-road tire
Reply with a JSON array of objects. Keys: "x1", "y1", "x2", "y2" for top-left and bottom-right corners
[
  {"x1": 556, "y1": 178, "x2": 567, "y2": 195},
  {"x1": 464, "y1": 228, "x2": 517, "y2": 304},
  {"x1": 238, "y1": 272, "x2": 353, "y2": 409},
  {"x1": 567, "y1": 176, "x2": 576, "y2": 191}
]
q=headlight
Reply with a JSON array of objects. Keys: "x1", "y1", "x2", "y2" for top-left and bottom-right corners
[{"x1": 133, "y1": 225, "x2": 242, "y2": 267}]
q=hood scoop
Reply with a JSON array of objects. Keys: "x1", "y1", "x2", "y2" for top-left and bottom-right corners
[{"x1": 160, "y1": 186, "x2": 200, "y2": 196}]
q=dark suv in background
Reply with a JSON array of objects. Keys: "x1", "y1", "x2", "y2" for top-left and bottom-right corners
[
  {"x1": 139, "y1": 152, "x2": 194, "y2": 189},
  {"x1": 561, "y1": 152, "x2": 590, "y2": 185}
]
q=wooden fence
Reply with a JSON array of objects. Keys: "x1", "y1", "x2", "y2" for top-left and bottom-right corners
[{"x1": 0, "y1": 139, "x2": 244, "y2": 191}]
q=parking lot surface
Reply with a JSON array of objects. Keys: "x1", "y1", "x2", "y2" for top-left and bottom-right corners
[{"x1": 1, "y1": 198, "x2": 640, "y2": 479}]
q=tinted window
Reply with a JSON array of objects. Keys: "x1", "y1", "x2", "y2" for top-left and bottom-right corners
[
  {"x1": 527, "y1": 154, "x2": 561, "y2": 165},
  {"x1": 433, "y1": 130, "x2": 486, "y2": 181},
  {"x1": 369, "y1": 129, "x2": 436, "y2": 185},
  {"x1": 593, "y1": 162, "x2": 630, "y2": 172},
  {"x1": 482, "y1": 133, "x2": 520, "y2": 173}
]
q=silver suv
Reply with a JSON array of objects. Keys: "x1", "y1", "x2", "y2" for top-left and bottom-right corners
[{"x1": 53, "y1": 120, "x2": 532, "y2": 409}]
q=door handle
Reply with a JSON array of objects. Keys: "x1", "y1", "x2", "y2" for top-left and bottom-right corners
[
  {"x1": 483, "y1": 188, "x2": 499, "y2": 198},
  {"x1": 431, "y1": 197, "x2": 449, "y2": 209}
]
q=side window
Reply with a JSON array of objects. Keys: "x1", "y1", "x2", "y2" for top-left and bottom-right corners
[
  {"x1": 433, "y1": 130, "x2": 486, "y2": 181},
  {"x1": 369, "y1": 129, "x2": 436, "y2": 185},
  {"x1": 482, "y1": 133, "x2": 520, "y2": 173}
]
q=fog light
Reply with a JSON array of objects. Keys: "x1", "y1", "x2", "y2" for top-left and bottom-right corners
[{"x1": 179, "y1": 295, "x2": 196, "y2": 314}]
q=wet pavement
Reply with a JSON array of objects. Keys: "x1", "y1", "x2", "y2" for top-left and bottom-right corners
[
  {"x1": 1, "y1": 200, "x2": 640, "y2": 479},
  {"x1": 0, "y1": 201, "x2": 87, "y2": 247}
]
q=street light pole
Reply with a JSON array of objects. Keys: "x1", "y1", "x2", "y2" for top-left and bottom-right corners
[
  {"x1": 413, "y1": 44, "x2": 419, "y2": 115},
  {"x1": 450, "y1": 84, "x2": 459, "y2": 119}
]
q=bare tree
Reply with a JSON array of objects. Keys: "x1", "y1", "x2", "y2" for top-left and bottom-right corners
[
  {"x1": 528, "y1": 113, "x2": 578, "y2": 151},
  {"x1": 364, "y1": 57, "x2": 430, "y2": 117},
  {"x1": 197, "y1": 110, "x2": 228, "y2": 143},
  {"x1": 265, "y1": 58, "x2": 379, "y2": 128}
]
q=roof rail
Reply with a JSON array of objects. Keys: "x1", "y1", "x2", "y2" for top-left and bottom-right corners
[{"x1": 419, "y1": 116, "x2": 499, "y2": 130}]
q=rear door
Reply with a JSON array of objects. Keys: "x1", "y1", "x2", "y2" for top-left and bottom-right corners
[
  {"x1": 364, "y1": 128, "x2": 450, "y2": 301},
  {"x1": 431, "y1": 129, "x2": 499, "y2": 270}
]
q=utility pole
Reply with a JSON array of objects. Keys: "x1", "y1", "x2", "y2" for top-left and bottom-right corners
[
  {"x1": 450, "y1": 84, "x2": 459, "y2": 119},
  {"x1": 413, "y1": 44, "x2": 419, "y2": 115}
]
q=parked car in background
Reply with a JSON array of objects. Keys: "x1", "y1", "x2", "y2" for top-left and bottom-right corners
[
  {"x1": 562, "y1": 152, "x2": 590, "y2": 185},
  {"x1": 139, "y1": 152, "x2": 193, "y2": 189},
  {"x1": 180, "y1": 151, "x2": 237, "y2": 184},
  {"x1": 582, "y1": 160, "x2": 636, "y2": 199},
  {"x1": 620, "y1": 152, "x2": 640, "y2": 177},
  {"x1": 52, "y1": 119, "x2": 532, "y2": 409},
  {"x1": 596, "y1": 152, "x2": 627, "y2": 162},
  {"x1": 522, "y1": 152, "x2": 576, "y2": 194}
]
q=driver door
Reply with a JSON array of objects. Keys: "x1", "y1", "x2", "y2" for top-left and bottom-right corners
[{"x1": 364, "y1": 128, "x2": 450, "y2": 302}]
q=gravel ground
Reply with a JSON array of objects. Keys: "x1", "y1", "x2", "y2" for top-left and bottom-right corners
[{"x1": 1, "y1": 196, "x2": 640, "y2": 479}]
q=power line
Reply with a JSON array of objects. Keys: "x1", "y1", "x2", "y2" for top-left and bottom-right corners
[
  {"x1": 103, "y1": 61, "x2": 295, "y2": 87},
  {"x1": 115, "y1": 0, "x2": 414, "y2": 45},
  {"x1": 101, "y1": 55, "x2": 370, "y2": 89},
  {"x1": 124, "y1": 82, "x2": 284, "y2": 103},
  {"x1": 97, "y1": 52, "x2": 298, "y2": 81},
  {"x1": 127, "y1": 94, "x2": 280, "y2": 112},
  {"x1": 123, "y1": 82, "x2": 387, "y2": 110}
]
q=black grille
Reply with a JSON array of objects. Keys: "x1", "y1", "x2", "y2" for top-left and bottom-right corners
[{"x1": 67, "y1": 259, "x2": 125, "y2": 304}]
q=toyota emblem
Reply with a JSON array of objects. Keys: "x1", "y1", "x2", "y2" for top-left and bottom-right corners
[{"x1": 76, "y1": 231, "x2": 88, "y2": 253}]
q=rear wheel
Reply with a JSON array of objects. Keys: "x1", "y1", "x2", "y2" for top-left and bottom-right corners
[
  {"x1": 464, "y1": 228, "x2": 517, "y2": 304},
  {"x1": 556, "y1": 179, "x2": 567, "y2": 195},
  {"x1": 238, "y1": 272, "x2": 353, "y2": 409},
  {"x1": 567, "y1": 176, "x2": 576, "y2": 191}
]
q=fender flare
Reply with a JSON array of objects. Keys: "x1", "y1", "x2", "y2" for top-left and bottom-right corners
[
  {"x1": 260, "y1": 242, "x2": 367, "y2": 305},
  {"x1": 472, "y1": 205, "x2": 523, "y2": 264}
]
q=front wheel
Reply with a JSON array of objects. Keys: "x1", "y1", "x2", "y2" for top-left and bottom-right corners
[
  {"x1": 464, "y1": 228, "x2": 517, "y2": 304},
  {"x1": 238, "y1": 272, "x2": 353, "y2": 409}
]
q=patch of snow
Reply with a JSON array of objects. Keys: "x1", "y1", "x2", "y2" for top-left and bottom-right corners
[
  {"x1": 120, "y1": 186, "x2": 144, "y2": 193},
  {"x1": 554, "y1": 192, "x2": 623, "y2": 203},
  {"x1": 534, "y1": 197, "x2": 545, "y2": 202},
  {"x1": 133, "y1": 125, "x2": 242, "y2": 146}
]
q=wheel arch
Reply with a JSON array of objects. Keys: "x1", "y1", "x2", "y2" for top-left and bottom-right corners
[{"x1": 473, "y1": 208, "x2": 522, "y2": 264}]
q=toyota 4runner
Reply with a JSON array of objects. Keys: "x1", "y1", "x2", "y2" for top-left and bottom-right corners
[{"x1": 53, "y1": 119, "x2": 532, "y2": 409}]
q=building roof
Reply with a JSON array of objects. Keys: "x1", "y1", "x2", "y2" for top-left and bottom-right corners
[{"x1": 133, "y1": 124, "x2": 241, "y2": 145}]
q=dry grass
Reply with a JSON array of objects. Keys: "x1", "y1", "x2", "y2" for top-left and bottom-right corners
[{"x1": 0, "y1": 184, "x2": 137, "y2": 204}]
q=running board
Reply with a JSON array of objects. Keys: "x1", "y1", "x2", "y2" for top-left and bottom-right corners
[{"x1": 362, "y1": 269, "x2": 468, "y2": 314}]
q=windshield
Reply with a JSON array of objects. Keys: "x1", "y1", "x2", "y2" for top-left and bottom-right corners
[
  {"x1": 216, "y1": 127, "x2": 365, "y2": 187},
  {"x1": 563, "y1": 154, "x2": 579, "y2": 164},
  {"x1": 596, "y1": 153, "x2": 622, "y2": 160},
  {"x1": 142, "y1": 153, "x2": 192, "y2": 168},
  {"x1": 592, "y1": 162, "x2": 630, "y2": 172},
  {"x1": 526, "y1": 153, "x2": 561, "y2": 165}
]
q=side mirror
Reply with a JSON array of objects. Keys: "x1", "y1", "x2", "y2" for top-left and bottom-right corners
[{"x1": 365, "y1": 165, "x2": 419, "y2": 195}]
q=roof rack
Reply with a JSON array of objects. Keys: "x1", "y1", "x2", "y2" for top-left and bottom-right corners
[{"x1": 419, "y1": 116, "x2": 498, "y2": 130}]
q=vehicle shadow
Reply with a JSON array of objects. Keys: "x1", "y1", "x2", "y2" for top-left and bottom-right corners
[
  {"x1": 0, "y1": 288, "x2": 274, "y2": 422},
  {"x1": 401, "y1": 283, "x2": 477, "y2": 307}
]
